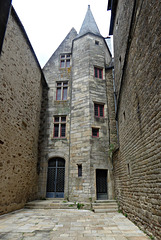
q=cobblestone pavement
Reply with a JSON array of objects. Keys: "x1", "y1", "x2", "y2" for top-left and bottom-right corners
[{"x1": 0, "y1": 209, "x2": 150, "y2": 240}]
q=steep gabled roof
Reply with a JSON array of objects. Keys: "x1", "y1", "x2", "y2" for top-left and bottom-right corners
[
  {"x1": 43, "y1": 27, "x2": 77, "y2": 69},
  {"x1": 77, "y1": 5, "x2": 102, "y2": 38}
]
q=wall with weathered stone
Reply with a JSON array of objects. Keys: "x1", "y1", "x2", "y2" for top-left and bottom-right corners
[
  {"x1": 112, "y1": 0, "x2": 161, "y2": 239},
  {"x1": 40, "y1": 29, "x2": 77, "y2": 199},
  {"x1": 0, "y1": 8, "x2": 46, "y2": 214},
  {"x1": 69, "y1": 34, "x2": 113, "y2": 202}
]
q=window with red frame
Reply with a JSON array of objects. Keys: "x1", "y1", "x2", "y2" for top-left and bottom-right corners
[
  {"x1": 60, "y1": 54, "x2": 71, "y2": 68},
  {"x1": 94, "y1": 103, "x2": 104, "y2": 117},
  {"x1": 94, "y1": 67, "x2": 103, "y2": 79},
  {"x1": 56, "y1": 82, "x2": 68, "y2": 100},
  {"x1": 92, "y1": 128, "x2": 99, "y2": 138},
  {"x1": 53, "y1": 116, "x2": 66, "y2": 138}
]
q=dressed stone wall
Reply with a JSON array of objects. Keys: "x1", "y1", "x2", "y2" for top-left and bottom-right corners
[
  {"x1": 112, "y1": 0, "x2": 161, "y2": 238},
  {"x1": 69, "y1": 34, "x2": 113, "y2": 202},
  {"x1": 40, "y1": 28, "x2": 77, "y2": 199}
]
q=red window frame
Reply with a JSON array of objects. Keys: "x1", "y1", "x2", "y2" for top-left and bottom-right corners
[
  {"x1": 56, "y1": 82, "x2": 68, "y2": 101},
  {"x1": 94, "y1": 103, "x2": 104, "y2": 118},
  {"x1": 54, "y1": 124, "x2": 59, "y2": 138},
  {"x1": 60, "y1": 54, "x2": 71, "y2": 68},
  {"x1": 53, "y1": 116, "x2": 66, "y2": 138},
  {"x1": 92, "y1": 128, "x2": 99, "y2": 138},
  {"x1": 94, "y1": 67, "x2": 103, "y2": 79}
]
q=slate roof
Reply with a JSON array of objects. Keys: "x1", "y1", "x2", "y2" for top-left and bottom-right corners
[{"x1": 77, "y1": 5, "x2": 102, "y2": 38}]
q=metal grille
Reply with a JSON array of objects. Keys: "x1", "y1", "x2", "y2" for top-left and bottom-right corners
[
  {"x1": 47, "y1": 168, "x2": 56, "y2": 192},
  {"x1": 96, "y1": 169, "x2": 108, "y2": 199},
  {"x1": 46, "y1": 158, "x2": 65, "y2": 197},
  {"x1": 100, "y1": 105, "x2": 104, "y2": 117},
  {"x1": 56, "y1": 168, "x2": 65, "y2": 192},
  {"x1": 58, "y1": 159, "x2": 65, "y2": 167},
  {"x1": 94, "y1": 104, "x2": 98, "y2": 116}
]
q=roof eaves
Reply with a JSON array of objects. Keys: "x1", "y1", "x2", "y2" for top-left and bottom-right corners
[
  {"x1": 107, "y1": 0, "x2": 119, "y2": 35},
  {"x1": 72, "y1": 32, "x2": 112, "y2": 58},
  {"x1": 11, "y1": 6, "x2": 48, "y2": 88}
]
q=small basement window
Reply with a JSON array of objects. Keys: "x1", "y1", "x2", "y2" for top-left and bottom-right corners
[
  {"x1": 92, "y1": 128, "x2": 99, "y2": 138},
  {"x1": 78, "y1": 164, "x2": 82, "y2": 177}
]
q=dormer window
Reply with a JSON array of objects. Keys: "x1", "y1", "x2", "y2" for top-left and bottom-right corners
[{"x1": 60, "y1": 54, "x2": 71, "y2": 68}]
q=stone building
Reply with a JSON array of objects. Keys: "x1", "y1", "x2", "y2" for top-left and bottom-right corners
[
  {"x1": 0, "y1": 4, "x2": 48, "y2": 214},
  {"x1": 108, "y1": 0, "x2": 161, "y2": 239},
  {"x1": 39, "y1": 5, "x2": 117, "y2": 202},
  {"x1": 1, "y1": 2, "x2": 160, "y2": 239}
]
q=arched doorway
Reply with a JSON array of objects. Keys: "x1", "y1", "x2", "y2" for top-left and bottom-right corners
[{"x1": 46, "y1": 158, "x2": 65, "y2": 198}]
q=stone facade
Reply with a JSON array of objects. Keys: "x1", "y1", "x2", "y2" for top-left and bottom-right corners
[
  {"x1": 41, "y1": 6, "x2": 116, "y2": 202},
  {"x1": 108, "y1": 0, "x2": 161, "y2": 239},
  {"x1": 39, "y1": 28, "x2": 77, "y2": 199},
  {"x1": 1, "y1": 5, "x2": 159, "y2": 240},
  {"x1": 69, "y1": 34, "x2": 114, "y2": 202},
  {"x1": 0, "y1": 7, "x2": 47, "y2": 215}
]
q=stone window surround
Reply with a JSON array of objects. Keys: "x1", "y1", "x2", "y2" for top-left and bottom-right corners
[
  {"x1": 94, "y1": 102, "x2": 105, "y2": 118},
  {"x1": 60, "y1": 53, "x2": 71, "y2": 68},
  {"x1": 77, "y1": 164, "x2": 82, "y2": 177},
  {"x1": 56, "y1": 81, "x2": 68, "y2": 101},
  {"x1": 92, "y1": 127, "x2": 99, "y2": 138},
  {"x1": 94, "y1": 66, "x2": 103, "y2": 79},
  {"x1": 53, "y1": 116, "x2": 66, "y2": 138}
]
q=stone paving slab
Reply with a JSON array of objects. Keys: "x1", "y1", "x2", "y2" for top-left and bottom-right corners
[{"x1": 0, "y1": 209, "x2": 150, "y2": 240}]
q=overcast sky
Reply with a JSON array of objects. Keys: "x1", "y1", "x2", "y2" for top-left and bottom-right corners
[{"x1": 12, "y1": 0, "x2": 111, "y2": 67}]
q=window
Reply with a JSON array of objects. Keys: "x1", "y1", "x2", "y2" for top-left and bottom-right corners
[
  {"x1": 127, "y1": 163, "x2": 131, "y2": 176},
  {"x1": 94, "y1": 67, "x2": 103, "y2": 79},
  {"x1": 94, "y1": 103, "x2": 104, "y2": 118},
  {"x1": 78, "y1": 164, "x2": 82, "y2": 177},
  {"x1": 92, "y1": 128, "x2": 99, "y2": 138},
  {"x1": 60, "y1": 54, "x2": 71, "y2": 68},
  {"x1": 53, "y1": 116, "x2": 66, "y2": 138},
  {"x1": 56, "y1": 82, "x2": 68, "y2": 100},
  {"x1": 95, "y1": 40, "x2": 99, "y2": 45}
]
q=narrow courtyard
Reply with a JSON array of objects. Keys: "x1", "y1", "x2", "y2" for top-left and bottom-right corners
[{"x1": 0, "y1": 208, "x2": 150, "y2": 240}]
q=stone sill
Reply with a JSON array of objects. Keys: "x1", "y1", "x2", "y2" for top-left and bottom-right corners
[{"x1": 51, "y1": 138, "x2": 67, "y2": 141}]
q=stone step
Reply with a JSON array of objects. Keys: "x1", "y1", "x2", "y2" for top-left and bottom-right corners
[
  {"x1": 92, "y1": 200, "x2": 118, "y2": 213},
  {"x1": 25, "y1": 200, "x2": 77, "y2": 209},
  {"x1": 94, "y1": 208, "x2": 118, "y2": 213},
  {"x1": 94, "y1": 200, "x2": 117, "y2": 203},
  {"x1": 25, "y1": 200, "x2": 92, "y2": 210},
  {"x1": 46, "y1": 198, "x2": 64, "y2": 202},
  {"x1": 93, "y1": 205, "x2": 118, "y2": 209},
  {"x1": 93, "y1": 202, "x2": 117, "y2": 206},
  {"x1": 25, "y1": 204, "x2": 77, "y2": 209}
]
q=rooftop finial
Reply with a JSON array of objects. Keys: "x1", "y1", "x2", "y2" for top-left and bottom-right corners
[{"x1": 77, "y1": 4, "x2": 101, "y2": 38}]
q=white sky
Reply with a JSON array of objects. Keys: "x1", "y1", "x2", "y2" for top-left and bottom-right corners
[{"x1": 12, "y1": 0, "x2": 111, "y2": 67}]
